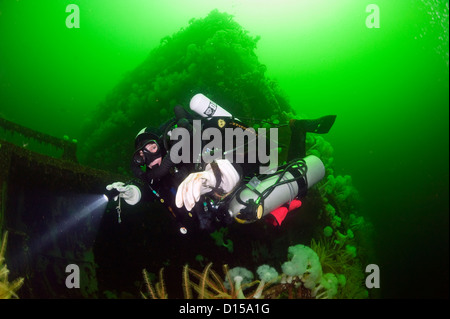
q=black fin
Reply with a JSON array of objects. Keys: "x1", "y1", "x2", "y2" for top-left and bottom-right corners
[
  {"x1": 290, "y1": 115, "x2": 337, "y2": 134},
  {"x1": 287, "y1": 115, "x2": 337, "y2": 161}
]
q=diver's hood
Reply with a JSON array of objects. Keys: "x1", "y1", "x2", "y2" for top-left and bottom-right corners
[
  {"x1": 135, "y1": 127, "x2": 162, "y2": 150},
  {"x1": 133, "y1": 127, "x2": 164, "y2": 166}
]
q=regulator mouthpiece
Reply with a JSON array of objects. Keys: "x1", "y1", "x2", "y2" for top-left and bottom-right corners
[{"x1": 132, "y1": 140, "x2": 161, "y2": 166}]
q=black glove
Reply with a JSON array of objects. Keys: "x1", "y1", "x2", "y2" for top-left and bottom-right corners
[{"x1": 131, "y1": 155, "x2": 174, "y2": 183}]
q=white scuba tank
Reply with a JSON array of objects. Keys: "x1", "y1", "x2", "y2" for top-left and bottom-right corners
[
  {"x1": 190, "y1": 93, "x2": 232, "y2": 118},
  {"x1": 227, "y1": 155, "x2": 325, "y2": 223}
]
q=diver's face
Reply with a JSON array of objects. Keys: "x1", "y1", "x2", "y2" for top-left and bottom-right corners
[
  {"x1": 144, "y1": 142, "x2": 158, "y2": 154},
  {"x1": 140, "y1": 142, "x2": 162, "y2": 168}
]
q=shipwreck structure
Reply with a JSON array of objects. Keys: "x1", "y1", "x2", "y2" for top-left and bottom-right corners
[{"x1": 0, "y1": 117, "x2": 127, "y2": 298}]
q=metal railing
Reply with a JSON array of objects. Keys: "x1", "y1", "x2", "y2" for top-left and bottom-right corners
[{"x1": 0, "y1": 117, "x2": 77, "y2": 162}]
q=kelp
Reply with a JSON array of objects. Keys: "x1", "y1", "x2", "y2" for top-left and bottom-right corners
[
  {"x1": 141, "y1": 268, "x2": 167, "y2": 299},
  {"x1": 0, "y1": 231, "x2": 24, "y2": 299}
]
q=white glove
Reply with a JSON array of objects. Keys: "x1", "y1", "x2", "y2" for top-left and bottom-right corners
[
  {"x1": 106, "y1": 182, "x2": 142, "y2": 205},
  {"x1": 175, "y1": 159, "x2": 240, "y2": 211}
]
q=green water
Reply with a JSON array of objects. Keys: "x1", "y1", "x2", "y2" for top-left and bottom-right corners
[{"x1": 0, "y1": 0, "x2": 448, "y2": 298}]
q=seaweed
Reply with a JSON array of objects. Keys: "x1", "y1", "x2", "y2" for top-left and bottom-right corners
[
  {"x1": 0, "y1": 231, "x2": 24, "y2": 299},
  {"x1": 138, "y1": 246, "x2": 363, "y2": 299},
  {"x1": 141, "y1": 268, "x2": 167, "y2": 299}
]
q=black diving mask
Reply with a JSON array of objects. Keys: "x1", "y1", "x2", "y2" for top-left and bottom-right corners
[{"x1": 133, "y1": 140, "x2": 161, "y2": 166}]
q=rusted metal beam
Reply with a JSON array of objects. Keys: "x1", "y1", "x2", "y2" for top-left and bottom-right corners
[{"x1": 0, "y1": 117, "x2": 78, "y2": 162}]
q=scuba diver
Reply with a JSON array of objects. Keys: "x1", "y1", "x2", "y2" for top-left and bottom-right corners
[{"x1": 106, "y1": 93, "x2": 336, "y2": 235}]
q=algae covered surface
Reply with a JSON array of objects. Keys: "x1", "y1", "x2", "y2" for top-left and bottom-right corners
[
  {"x1": 79, "y1": 9, "x2": 292, "y2": 173},
  {"x1": 0, "y1": 0, "x2": 448, "y2": 299}
]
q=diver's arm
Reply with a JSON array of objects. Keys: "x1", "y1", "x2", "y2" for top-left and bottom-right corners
[{"x1": 131, "y1": 155, "x2": 174, "y2": 183}]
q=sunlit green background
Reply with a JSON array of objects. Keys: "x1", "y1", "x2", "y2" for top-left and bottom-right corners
[{"x1": 0, "y1": 0, "x2": 448, "y2": 298}]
